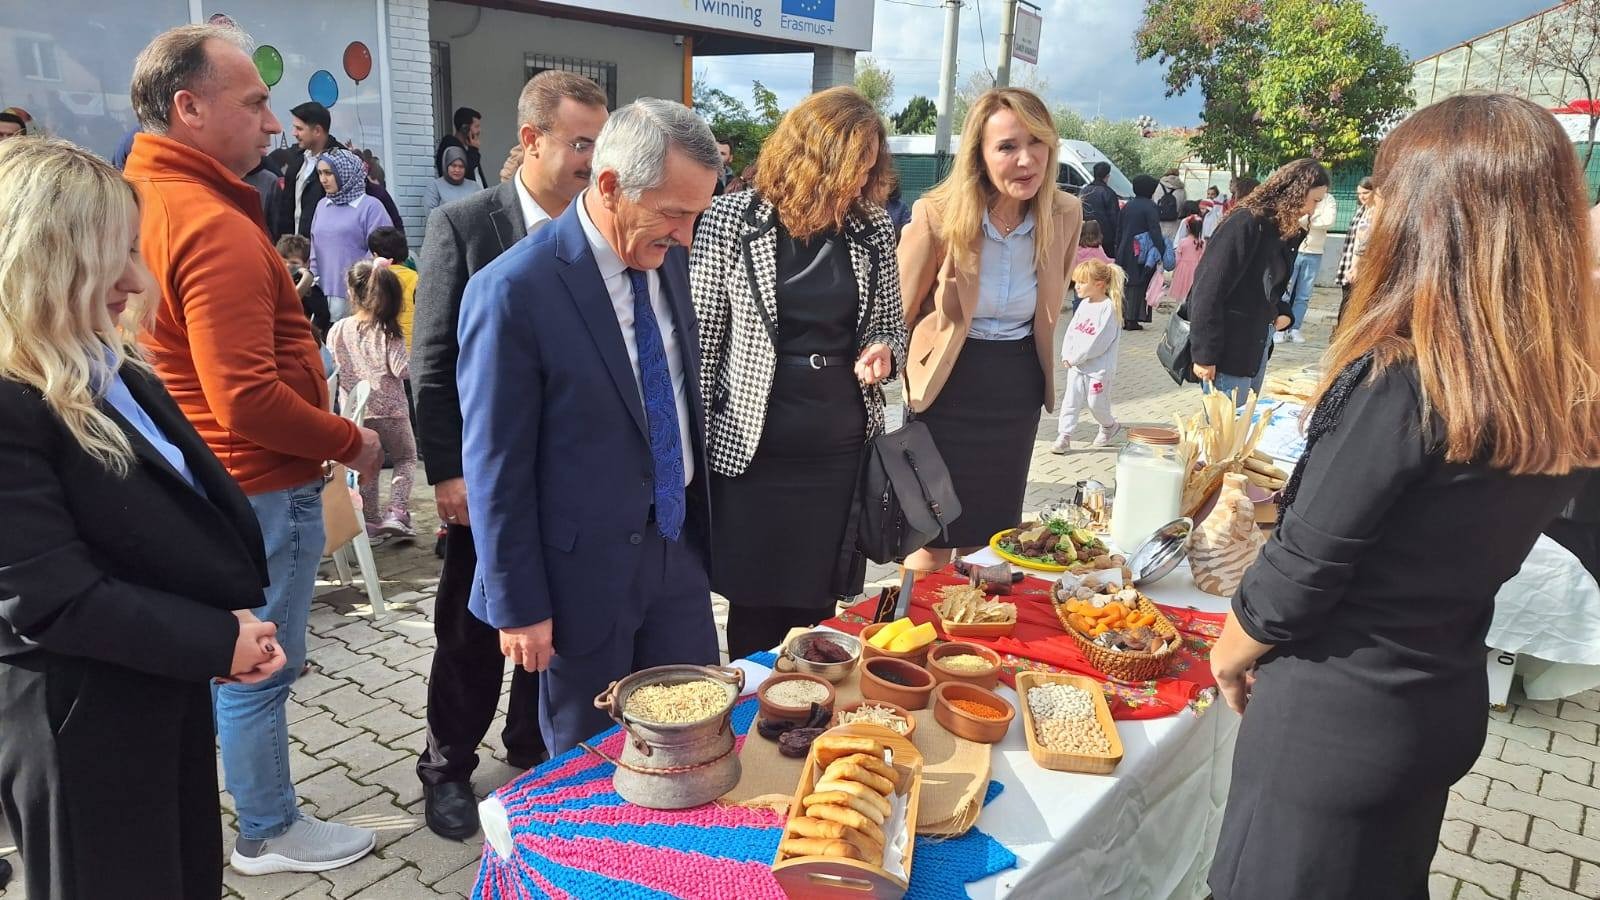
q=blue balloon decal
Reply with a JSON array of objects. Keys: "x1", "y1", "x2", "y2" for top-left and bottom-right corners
[{"x1": 308, "y1": 69, "x2": 339, "y2": 108}]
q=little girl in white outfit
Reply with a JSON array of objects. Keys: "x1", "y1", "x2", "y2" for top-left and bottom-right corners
[{"x1": 1053, "y1": 259, "x2": 1128, "y2": 453}]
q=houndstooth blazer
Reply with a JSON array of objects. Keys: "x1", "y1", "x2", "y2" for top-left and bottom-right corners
[{"x1": 689, "y1": 191, "x2": 908, "y2": 477}]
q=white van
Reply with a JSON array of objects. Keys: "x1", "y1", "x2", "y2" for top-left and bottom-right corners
[{"x1": 886, "y1": 134, "x2": 1134, "y2": 199}]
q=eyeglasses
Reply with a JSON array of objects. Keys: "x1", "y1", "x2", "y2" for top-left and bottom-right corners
[{"x1": 562, "y1": 139, "x2": 596, "y2": 155}]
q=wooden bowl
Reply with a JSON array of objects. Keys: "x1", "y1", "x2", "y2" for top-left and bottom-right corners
[
  {"x1": 1015, "y1": 670, "x2": 1123, "y2": 774},
  {"x1": 756, "y1": 673, "x2": 835, "y2": 727},
  {"x1": 926, "y1": 642, "x2": 1002, "y2": 691},
  {"x1": 830, "y1": 699, "x2": 917, "y2": 740},
  {"x1": 860, "y1": 622, "x2": 932, "y2": 667},
  {"x1": 858, "y1": 657, "x2": 936, "y2": 711},
  {"x1": 932, "y1": 682, "x2": 1015, "y2": 744}
]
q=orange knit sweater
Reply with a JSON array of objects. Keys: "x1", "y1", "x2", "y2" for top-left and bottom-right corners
[{"x1": 125, "y1": 134, "x2": 362, "y2": 494}]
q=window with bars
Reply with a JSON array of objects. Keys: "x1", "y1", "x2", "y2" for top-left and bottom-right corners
[
  {"x1": 430, "y1": 41, "x2": 453, "y2": 145},
  {"x1": 524, "y1": 54, "x2": 617, "y2": 110}
]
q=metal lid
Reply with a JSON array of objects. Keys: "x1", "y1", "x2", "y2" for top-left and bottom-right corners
[
  {"x1": 1128, "y1": 517, "x2": 1193, "y2": 586},
  {"x1": 1127, "y1": 426, "x2": 1180, "y2": 447}
]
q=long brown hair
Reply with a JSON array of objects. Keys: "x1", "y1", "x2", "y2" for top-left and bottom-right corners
[
  {"x1": 923, "y1": 88, "x2": 1062, "y2": 270},
  {"x1": 1233, "y1": 158, "x2": 1329, "y2": 237},
  {"x1": 346, "y1": 260, "x2": 404, "y2": 341},
  {"x1": 1320, "y1": 93, "x2": 1600, "y2": 476},
  {"x1": 754, "y1": 86, "x2": 892, "y2": 241}
]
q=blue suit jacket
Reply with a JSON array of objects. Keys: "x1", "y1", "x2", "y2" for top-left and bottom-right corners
[{"x1": 458, "y1": 199, "x2": 710, "y2": 655}]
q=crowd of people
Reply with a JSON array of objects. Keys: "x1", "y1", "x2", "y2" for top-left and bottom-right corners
[{"x1": 1, "y1": 19, "x2": 1598, "y2": 900}]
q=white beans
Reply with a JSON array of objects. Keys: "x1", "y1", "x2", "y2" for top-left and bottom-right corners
[{"x1": 1027, "y1": 684, "x2": 1112, "y2": 754}]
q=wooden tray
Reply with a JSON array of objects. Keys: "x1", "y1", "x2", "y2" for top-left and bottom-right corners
[
  {"x1": 1015, "y1": 671, "x2": 1123, "y2": 775},
  {"x1": 932, "y1": 604, "x2": 1017, "y2": 640},
  {"x1": 772, "y1": 724, "x2": 925, "y2": 899}
]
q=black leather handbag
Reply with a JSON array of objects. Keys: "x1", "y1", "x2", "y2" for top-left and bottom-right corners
[
  {"x1": 829, "y1": 415, "x2": 963, "y2": 596},
  {"x1": 1157, "y1": 302, "x2": 1198, "y2": 385}
]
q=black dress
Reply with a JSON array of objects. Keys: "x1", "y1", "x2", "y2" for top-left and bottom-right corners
[
  {"x1": 713, "y1": 226, "x2": 866, "y2": 660},
  {"x1": 1209, "y1": 365, "x2": 1589, "y2": 900}
]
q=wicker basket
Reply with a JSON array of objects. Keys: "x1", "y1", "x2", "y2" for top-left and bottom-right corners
[{"x1": 1053, "y1": 595, "x2": 1181, "y2": 683}]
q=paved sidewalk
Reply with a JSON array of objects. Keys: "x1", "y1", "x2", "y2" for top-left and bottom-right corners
[{"x1": 2, "y1": 288, "x2": 1595, "y2": 899}]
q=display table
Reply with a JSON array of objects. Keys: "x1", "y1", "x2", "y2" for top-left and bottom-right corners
[{"x1": 1486, "y1": 534, "x2": 1600, "y2": 705}]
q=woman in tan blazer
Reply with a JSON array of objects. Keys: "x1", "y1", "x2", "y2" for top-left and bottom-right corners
[{"x1": 900, "y1": 88, "x2": 1082, "y2": 572}]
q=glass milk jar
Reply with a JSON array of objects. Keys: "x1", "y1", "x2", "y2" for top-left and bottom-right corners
[{"x1": 1110, "y1": 427, "x2": 1185, "y2": 552}]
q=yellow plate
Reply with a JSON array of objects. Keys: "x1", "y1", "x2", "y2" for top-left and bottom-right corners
[{"x1": 989, "y1": 529, "x2": 1072, "y2": 572}]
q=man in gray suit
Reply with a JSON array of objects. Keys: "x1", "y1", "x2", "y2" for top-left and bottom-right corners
[{"x1": 411, "y1": 69, "x2": 608, "y2": 841}]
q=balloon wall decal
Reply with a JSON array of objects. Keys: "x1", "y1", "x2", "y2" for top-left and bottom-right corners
[
  {"x1": 343, "y1": 41, "x2": 373, "y2": 83},
  {"x1": 308, "y1": 69, "x2": 339, "y2": 108},
  {"x1": 253, "y1": 45, "x2": 283, "y2": 87}
]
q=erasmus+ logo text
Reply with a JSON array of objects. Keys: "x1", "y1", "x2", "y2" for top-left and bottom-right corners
[{"x1": 686, "y1": 0, "x2": 836, "y2": 36}]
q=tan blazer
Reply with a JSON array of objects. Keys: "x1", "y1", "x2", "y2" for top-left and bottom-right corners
[{"x1": 899, "y1": 189, "x2": 1083, "y2": 413}]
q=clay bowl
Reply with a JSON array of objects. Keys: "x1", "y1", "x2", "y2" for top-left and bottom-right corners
[
  {"x1": 860, "y1": 622, "x2": 932, "y2": 667},
  {"x1": 830, "y1": 699, "x2": 918, "y2": 741},
  {"x1": 926, "y1": 642, "x2": 1003, "y2": 691},
  {"x1": 933, "y1": 682, "x2": 1015, "y2": 744},
  {"x1": 756, "y1": 673, "x2": 835, "y2": 727},
  {"x1": 858, "y1": 657, "x2": 936, "y2": 711}
]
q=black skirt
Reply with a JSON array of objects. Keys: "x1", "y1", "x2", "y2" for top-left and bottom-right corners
[
  {"x1": 711, "y1": 365, "x2": 866, "y2": 609},
  {"x1": 918, "y1": 336, "x2": 1044, "y2": 549}
]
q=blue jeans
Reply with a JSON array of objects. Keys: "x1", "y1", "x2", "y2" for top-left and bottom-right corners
[
  {"x1": 1283, "y1": 251, "x2": 1323, "y2": 328},
  {"x1": 216, "y1": 479, "x2": 324, "y2": 840},
  {"x1": 1203, "y1": 325, "x2": 1274, "y2": 405}
]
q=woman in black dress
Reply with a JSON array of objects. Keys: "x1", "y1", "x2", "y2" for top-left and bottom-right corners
[
  {"x1": 690, "y1": 87, "x2": 905, "y2": 660},
  {"x1": 1207, "y1": 94, "x2": 1600, "y2": 899},
  {"x1": 1113, "y1": 174, "x2": 1166, "y2": 330},
  {"x1": 1188, "y1": 160, "x2": 1328, "y2": 402},
  {"x1": 898, "y1": 89, "x2": 1082, "y2": 574}
]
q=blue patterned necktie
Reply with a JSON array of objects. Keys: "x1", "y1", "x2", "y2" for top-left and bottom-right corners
[{"x1": 626, "y1": 269, "x2": 685, "y2": 541}]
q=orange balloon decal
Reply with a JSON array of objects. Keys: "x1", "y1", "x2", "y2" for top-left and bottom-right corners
[{"x1": 343, "y1": 41, "x2": 373, "y2": 83}]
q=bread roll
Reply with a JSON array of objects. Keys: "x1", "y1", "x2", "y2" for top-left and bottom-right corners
[
  {"x1": 803, "y1": 789, "x2": 887, "y2": 825},
  {"x1": 814, "y1": 777, "x2": 889, "y2": 805},
  {"x1": 822, "y1": 760, "x2": 896, "y2": 796},
  {"x1": 806, "y1": 803, "x2": 885, "y2": 845},
  {"x1": 827, "y1": 753, "x2": 900, "y2": 790},
  {"x1": 779, "y1": 837, "x2": 859, "y2": 860},
  {"x1": 812, "y1": 735, "x2": 884, "y2": 767},
  {"x1": 786, "y1": 817, "x2": 883, "y2": 860}
]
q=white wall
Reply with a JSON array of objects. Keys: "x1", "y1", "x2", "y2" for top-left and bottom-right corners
[
  {"x1": 429, "y1": 1, "x2": 685, "y2": 181},
  {"x1": 386, "y1": 0, "x2": 434, "y2": 244}
]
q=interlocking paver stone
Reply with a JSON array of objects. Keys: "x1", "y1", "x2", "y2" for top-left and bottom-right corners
[
  {"x1": 1446, "y1": 795, "x2": 1530, "y2": 843},
  {"x1": 1471, "y1": 828, "x2": 1576, "y2": 890},
  {"x1": 1432, "y1": 846, "x2": 1517, "y2": 899},
  {"x1": 1487, "y1": 779, "x2": 1586, "y2": 833},
  {"x1": 1501, "y1": 739, "x2": 1595, "y2": 786}
]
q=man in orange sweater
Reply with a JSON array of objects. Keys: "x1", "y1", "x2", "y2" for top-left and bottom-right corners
[{"x1": 124, "y1": 24, "x2": 382, "y2": 876}]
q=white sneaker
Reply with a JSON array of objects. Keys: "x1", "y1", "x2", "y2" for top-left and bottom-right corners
[
  {"x1": 1289, "y1": 329, "x2": 1305, "y2": 343},
  {"x1": 1272, "y1": 330, "x2": 1286, "y2": 345},
  {"x1": 1093, "y1": 424, "x2": 1122, "y2": 447},
  {"x1": 231, "y1": 814, "x2": 376, "y2": 875},
  {"x1": 1050, "y1": 436, "x2": 1072, "y2": 455}
]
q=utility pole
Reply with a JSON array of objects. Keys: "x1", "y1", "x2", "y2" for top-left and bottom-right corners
[
  {"x1": 934, "y1": 0, "x2": 961, "y2": 156},
  {"x1": 996, "y1": 0, "x2": 1019, "y2": 87}
]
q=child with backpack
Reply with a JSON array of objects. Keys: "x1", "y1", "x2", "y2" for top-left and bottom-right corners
[
  {"x1": 326, "y1": 260, "x2": 417, "y2": 539},
  {"x1": 1052, "y1": 259, "x2": 1128, "y2": 453}
]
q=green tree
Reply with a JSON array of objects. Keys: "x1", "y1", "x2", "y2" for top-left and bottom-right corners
[
  {"x1": 953, "y1": 69, "x2": 1052, "y2": 129},
  {"x1": 691, "y1": 73, "x2": 785, "y2": 169},
  {"x1": 1136, "y1": 0, "x2": 1411, "y2": 169},
  {"x1": 1053, "y1": 105, "x2": 1089, "y2": 141},
  {"x1": 1511, "y1": 0, "x2": 1600, "y2": 199},
  {"x1": 855, "y1": 57, "x2": 896, "y2": 119},
  {"x1": 893, "y1": 96, "x2": 939, "y2": 134},
  {"x1": 1140, "y1": 132, "x2": 1193, "y2": 176}
]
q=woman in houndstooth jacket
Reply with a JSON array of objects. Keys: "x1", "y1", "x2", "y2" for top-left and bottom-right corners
[{"x1": 690, "y1": 87, "x2": 907, "y2": 660}]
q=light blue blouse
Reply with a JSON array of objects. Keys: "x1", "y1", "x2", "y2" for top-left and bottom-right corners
[
  {"x1": 969, "y1": 209, "x2": 1039, "y2": 341},
  {"x1": 100, "y1": 361, "x2": 202, "y2": 492}
]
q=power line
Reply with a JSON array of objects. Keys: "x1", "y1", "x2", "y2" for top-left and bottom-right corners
[
  {"x1": 883, "y1": 0, "x2": 943, "y2": 7},
  {"x1": 971, "y1": 0, "x2": 992, "y2": 80}
]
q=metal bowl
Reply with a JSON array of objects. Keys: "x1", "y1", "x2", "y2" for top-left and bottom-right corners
[
  {"x1": 1128, "y1": 517, "x2": 1193, "y2": 586},
  {"x1": 783, "y1": 630, "x2": 862, "y2": 684}
]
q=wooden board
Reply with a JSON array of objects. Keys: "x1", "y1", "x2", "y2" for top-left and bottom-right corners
[
  {"x1": 1014, "y1": 671, "x2": 1124, "y2": 775},
  {"x1": 772, "y1": 724, "x2": 924, "y2": 900},
  {"x1": 932, "y1": 607, "x2": 1017, "y2": 640}
]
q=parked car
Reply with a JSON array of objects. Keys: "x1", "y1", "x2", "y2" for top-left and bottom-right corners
[{"x1": 886, "y1": 134, "x2": 1134, "y2": 202}]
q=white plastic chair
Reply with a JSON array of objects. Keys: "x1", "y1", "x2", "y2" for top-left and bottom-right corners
[{"x1": 326, "y1": 373, "x2": 387, "y2": 616}]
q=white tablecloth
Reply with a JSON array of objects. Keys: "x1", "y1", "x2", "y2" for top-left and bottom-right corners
[
  {"x1": 953, "y1": 551, "x2": 1239, "y2": 900},
  {"x1": 1488, "y1": 534, "x2": 1600, "y2": 700}
]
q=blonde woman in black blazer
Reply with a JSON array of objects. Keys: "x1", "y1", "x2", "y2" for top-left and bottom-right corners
[
  {"x1": 0, "y1": 139, "x2": 281, "y2": 900},
  {"x1": 690, "y1": 87, "x2": 906, "y2": 659}
]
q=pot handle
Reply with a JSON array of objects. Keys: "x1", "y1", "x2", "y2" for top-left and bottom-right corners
[
  {"x1": 593, "y1": 679, "x2": 623, "y2": 721},
  {"x1": 706, "y1": 664, "x2": 746, "y2": 696}
]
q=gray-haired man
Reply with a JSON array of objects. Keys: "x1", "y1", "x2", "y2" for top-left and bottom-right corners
[{"x1": 455, "y1": 99, "x2": 722, "y2": 754}]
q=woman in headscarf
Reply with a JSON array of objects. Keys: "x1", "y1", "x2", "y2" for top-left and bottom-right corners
[
  {"x1": 1113, "y1": 174, "x2": 1166, "y2": 331},
  {"x1": 310, "y1": 148, "x2": 394, "y2": 321},
  {"x1": 424, "y1": 145, "x2": 481, "y2": 219}
]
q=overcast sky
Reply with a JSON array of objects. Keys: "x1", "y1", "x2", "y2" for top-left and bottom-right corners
[{"x1": 696, "y1": 0, "x2": 1561, "y2": 126}]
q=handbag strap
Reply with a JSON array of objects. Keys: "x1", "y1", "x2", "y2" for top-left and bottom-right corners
[{"x1": 902, "y1": 445, "x2": 950, "y2": 544}]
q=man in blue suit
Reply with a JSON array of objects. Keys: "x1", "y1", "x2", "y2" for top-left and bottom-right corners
[{"x1": 457, "y1": 99, "x2": 723, "y2": 754}]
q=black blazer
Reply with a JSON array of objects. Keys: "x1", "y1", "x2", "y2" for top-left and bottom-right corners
[
  {"x1": 0, "y1": 365, "x2": 268, "y2": 682},
  {"x1": 412, "y1": 179, "x2": 529, "y2": 485},
  {"x1": 1187, "y1": 209, "x2": 1296, "y2": 377}
]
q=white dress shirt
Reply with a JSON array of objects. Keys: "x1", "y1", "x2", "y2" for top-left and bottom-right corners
[
  {"x1": 575, "y1": 191, "x2": 694, "y2": 486},
  {"x1": 512, "y1": 169, "x2": 555, "y2": 235}
]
